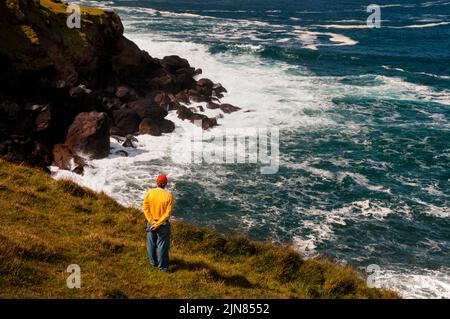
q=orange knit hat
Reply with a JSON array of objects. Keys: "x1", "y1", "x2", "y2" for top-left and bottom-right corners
[{"x1": 157, "y1": 174, "x2": 168, "y2": 186}]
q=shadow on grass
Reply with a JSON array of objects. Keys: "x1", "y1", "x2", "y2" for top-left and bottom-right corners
[{"x1": 171, "y1": 258, "x2": 254, "y2": 289}]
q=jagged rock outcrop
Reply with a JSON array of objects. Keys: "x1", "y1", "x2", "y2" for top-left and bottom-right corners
[
  {"x1": 0, "y1": 0, "x2": 240, "y2": 173},
  {"x1": 65, "y1": 112, "x2": 110, "y2": 159}
]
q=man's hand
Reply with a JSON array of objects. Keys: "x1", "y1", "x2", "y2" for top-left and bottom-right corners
[{"x1": 150, "y1": 225, "x2": 158, "y2": 231}]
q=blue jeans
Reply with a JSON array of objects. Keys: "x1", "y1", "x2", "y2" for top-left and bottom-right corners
[{"x1": 146, "y1": 221, "x2": 171, "y2": 272}]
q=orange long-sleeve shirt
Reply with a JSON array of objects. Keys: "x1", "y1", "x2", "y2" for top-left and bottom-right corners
[{"x1": 143, "y1": 187, "x2": 174, "y2": 228}]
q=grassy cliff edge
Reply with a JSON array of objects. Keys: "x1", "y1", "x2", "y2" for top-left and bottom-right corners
[{"x1": 0, "y1": 160, "x2": 399, "y2": 298}]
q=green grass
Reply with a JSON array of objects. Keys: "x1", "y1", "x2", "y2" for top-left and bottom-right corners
[{"x1": 0, "y1": 160, "x2": 399, "y2": 299}]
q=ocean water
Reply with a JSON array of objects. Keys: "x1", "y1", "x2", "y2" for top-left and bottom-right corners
[{"x1": 54, "y1": 0, "x2": 450, "y2": 298}]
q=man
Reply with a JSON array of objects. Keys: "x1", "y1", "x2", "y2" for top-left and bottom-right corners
[{"x1": 143, "y1": 174, "x2": 174, "y2": 272}]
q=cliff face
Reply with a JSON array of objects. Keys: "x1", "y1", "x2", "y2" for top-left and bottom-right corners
[
  {"x1": 0, "y1": 0, "x2": 148, "y2": 97},
  {"x1": 0, "y1": 0, "x2": 231, "y2": 172}
]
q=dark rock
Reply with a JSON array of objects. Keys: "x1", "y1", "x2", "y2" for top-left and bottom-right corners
[
  {"x1": 196, "y1": 78, "x2": 214, "y2": 96},
  {"x1": 52, "y1": 143, "x2": 86, "y2": 172},
  {"x1": 112, "y1": 109, "x2": 141, "y2": 135},
  {"x1": 197, "y1": 105, "x2": 205, "y2": 112},
  {"x1": 102, "y1": 97, "x2": 122, "y2": 110},
  {"x1": 176, "y1": 105, "x2": 195, "y2": 121},
  {"x1": 212, "y1": 83, "x2": 227, "y2": 99},
  {"x1": 167, "y1": 101, "x2": 181, "y2": 111},
  {"x1": 111, "y1": 37, "x2": 160, "y2": 82},
  {"x1": 207, "y1": 102, "x2": 240, "y2": 113},
  {"x1": 0, "y1": 101, "x2": 21, "y2": 121},
  {"x1": 151, "y1": 74, "x2": 178, "y2": 92},
  {"x1": 69, "y1": 84, "x2": 92, "y2": 97},
  {"x1": 193, "y1": 115, "x2": 218, "y2": 130},
  {"x1": 175, "y1": 90, "x2": 190, "y2": 104},
  {"x1": 111, "y1": 135, "x2": 125, "y2": 143},
  {"x1": 220, "y1": 103, "x2": 241, "y2": 114},
  {"x1": 157, "y1": 119, "x2": 175, "y2": 134},
  {"x1": 35, "y1": 107, "x2": 51, "y2": 132},
  {"x1": 176, "y1": 72, "x2": 197, "y2": 90},
  {"x1": 214, "y1": 92, "x2": 224, "y2": 99},
  {"x1": 197, "y1": 78, "x2": 214, "y2": 90},
  {"x1": 126, "y1": 134, "x2": 138, "y2": 143},
  {"x1": 52, "y1": 143, "x2": 73, "y2": 170},
  {"x1": 206, "y1": 102, "x2": 221, "y2": 109},
  {"x1": 176, "y1": 106, "x2": 217, "y2": 130},
  {"x1": 66, "y1": 112, "x2": 110, "y2": 159},
  {"x1": 0, "y1": 2, "x2": 229, "y2": 169},
  {"x1": 122, "y1": 134, "x2": 137, "y2": 148},
  {"x1": 176, "y1": 67, "x2": 195, "y2": 76},
  {"x1": 139, "y1": 119, "x2": 161, "y2": 136},
  {"x1": 110, "y1": 126, "x2": 122, "y2": 136},
  {"x1": 189, "y1": 91, "x2": 209, "y2": 103},
  {"x1": 115, "y1": 86, "x2": 133, "y2": 100},
  {"x1": 109, "y1": 10, "x2": 125, "y2": 36},
  {"x1": 161, "y1": 55, "x2": 191, "y2": 73},
  {"x1": 72, "y1": 165, "x2": 85, "y2": 175},
  {"x1": 214, "y1": 83, "x2": 228, "y2": 94},
  {"x1": 25, "y1": 104, "x2": 48, "y2": 112},
  {"x1": 128, "y1": 99, "x2": 168, "y2": 121},
  {"x1": 152, "y1": 91, "x2": 170, "y2": 106}
]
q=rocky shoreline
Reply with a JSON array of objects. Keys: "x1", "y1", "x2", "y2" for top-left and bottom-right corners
[{"x1": 0, "y1": 0, "x2": 241, "y2": 174}]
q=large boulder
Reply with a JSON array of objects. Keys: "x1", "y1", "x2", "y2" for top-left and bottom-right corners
[
  {"x1": 139, "y1": 118, "x2": 161, "y2": 136},
  {"x1": 157, "y1": 119, "x2": 175, "y2": 134},
  {"x1": 161, "y1": 55, "x2": 191, "y2": 73},
  {"x1": 66, "y1": 112, "x2": 110, "y2": 159},
  {"x1": 129, "y1": 99, "x2": 168, "y2": 120},
  {"x1": 112, "y1": 109, "x2": 141, "y2": 135},
  {"x1": 196, "y1": 78, "x2": 214, "y2": 98}
]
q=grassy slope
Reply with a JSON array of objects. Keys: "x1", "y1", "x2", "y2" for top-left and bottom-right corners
[{"x1": 0, "y1": 160, "x2": 399, "y2": 298}]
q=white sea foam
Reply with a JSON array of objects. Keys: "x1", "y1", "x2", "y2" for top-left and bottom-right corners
[
  {"x1": 376, "y1": 267, "x2": 450, "y2": 299},
  {"x1": 292, "y1": 29, "x2": 358, "y2": 49},
  {"x1": 314, "y1": 24, "x2": 370, "y2": 29},
  {"x1": 290, "y1": 200, "x2": 402, "y2": 258},
  {"x1": 129, "y1": 34, "x2": 335, "y2": 129},
  {"x1": 377, "y1": 1, "x2": 450, "y2": 9},
  {"x1": 314, "y1": 21, "x2": 450, "y2": 29},
  {"x1": 383, "y1": 65, "x2": 450, "y2": 80},
  {"x1": 391, "y1": 21, "x2": 450, "y2": 28},
  {"x1": 51, "y1": 30, "x2": 336, "y2": 206}
]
